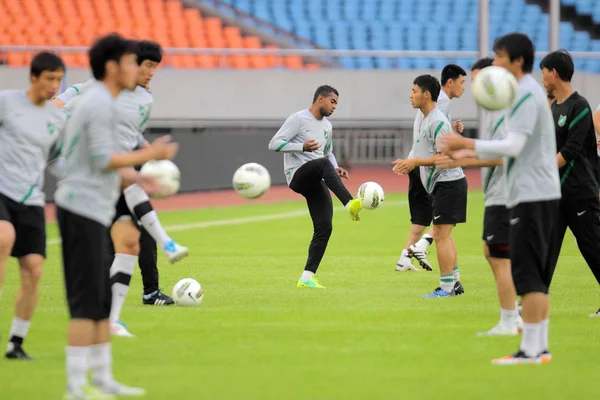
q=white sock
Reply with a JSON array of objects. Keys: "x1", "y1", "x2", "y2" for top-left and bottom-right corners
[
  {"x1": 540, "y1": 318, "x2": 549, "y2": 352},
  {"x1": 301, "y1": 271, "x2": 315, "y2": 281},
  {"x1": 520, "y1": 323, "x2": 541, "y2": 357},
  {"x1": 124, "y1": 184, "x2": 172, "y2": 248},
  {"x1": 453, "y1": 266, "x2": 460, "y2": 282},
  {"x1": 66, "y1": 346, "x2": 90, "y2": 392},
  {"x1": 500, "y1": 308, "x2": 518, "y2": 327},
  {"x1": 109, "y1": 253, "x2": 137, "y2": 324},
  {"x1": 90, "y1": 343, "x2": 114, "y2": 386},
  {"x1": 6, "y1": 317, "x2": 31, "y2": 351},
  {"x1": 415, "y1": 234, "x2": 433, "y2": 250}
]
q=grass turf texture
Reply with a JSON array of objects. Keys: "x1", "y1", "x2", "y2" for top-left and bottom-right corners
[{"x1": 0, "y1": 191, "x2": 598, "y2": 399}]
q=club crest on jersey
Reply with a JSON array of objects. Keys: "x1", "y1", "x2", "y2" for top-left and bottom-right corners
[
  {"x1": 139, "y1": 105, "x2": 149, "y2": 116},
  {"x1": 47, "y1": 122, "x2": 56, "y2": 134},
  {"x1": 324, "y1": 130, "x2": 330, "y2": 139},
  {"x1": 558, "y1": 115, "x2": 567, "y2": 127}
]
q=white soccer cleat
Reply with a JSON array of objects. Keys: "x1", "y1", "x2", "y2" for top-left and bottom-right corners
[
  {"x1": 408, "y1": 244, "x2": 433, "y2": 271},
  {"x1": 63, "y1": 385, "x2": 115, "y2": 399},
  {"x1": 94, "y1": 380, "x2": 146, "y2": 397},
  {"x1": 477, "y1": 323, "x2": 519, "y2": 337},
  {"x1": 589, "y1": 308, "x2": 600, "y2": 317},
  {"x1": 395, "y1": 257, "x2": 419, "y2": 271},
  {"x1": 110, "y1": 322, "x2": 135, "y2": 338},
  {"x1": 163, "y1": 240, "x2": 189, "y2": 264}
]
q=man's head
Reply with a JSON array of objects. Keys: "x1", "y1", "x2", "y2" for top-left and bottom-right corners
[
  {"x1": 411, "y1": 74, "x2": 441, "y2": 109},
  {"x1": 89, "y1": 33, "x2": 139, "y2": 91},
  {"x1": 30, "y1": 52, "x2": 65, "y2": 101},
  {"x1": 136, "y1": 40, "x2": 163, "y2": 88},
  {"x1": 492, "y1": 33, "x2": 535, "y2": 77},
  {"x1": 470, "y1": 57, "x2": 494, "y2": 82},
  {"x1": 539, "y1": 50, "x2": 574, "y2": 96},
  {"x1": 441, "y1": 64, "x2": 466, "y2": 99},
  {"x1": 312, "y1": 85, "x2": 339, "y2": 117}
]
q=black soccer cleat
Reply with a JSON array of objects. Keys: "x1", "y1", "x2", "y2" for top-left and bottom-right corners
[
  {"x1": 453, "y1": 281, "x2": 465, "y2": 296},
  {"x1": 142, "y1": 290, "x2": 175, "y2": 306},
  {"x1": 5, "y1": 344, "x2": 33, "y2": 360}
]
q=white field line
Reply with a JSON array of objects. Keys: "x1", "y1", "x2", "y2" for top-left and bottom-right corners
[{"x1": 46, "y1": 200, "x2": 407, "y2": 246}]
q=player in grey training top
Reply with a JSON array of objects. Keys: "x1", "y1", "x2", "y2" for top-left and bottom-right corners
[
  {"x1": 0, "y1": 52, "x2": 66, "y2": 361},
  {"x1": 397, "y1": 64, "x2": 467, "y2": 275},
  {"x1": 439, "y1": 33, "x2": 560, "y2": 365},
  {"x1": 269, "y1": 85, "x2": 363, "y2": 289}
]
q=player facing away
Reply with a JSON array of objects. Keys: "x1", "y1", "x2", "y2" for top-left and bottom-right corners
[
  {"x1": 0, "y1": 52, "x2": 66, "y2": 359},
  {"x1": 439, "y1": 33, "x2": 561, "y2": 364},
  {"x1": 268, "y1": 85, "x2": 363, "y2": 288},
  {"x1": 393, "y1": 75, "x2": 468, "y2": 298},
  {"x1": 53, "y1": 41, "x2": 187, "y2": 316},
  {"x1": 540, "y1": 50, "x2": 600, "y2": 316},
  {"x1": 435, "y1": 58, "x2": 522, "y2": 335},
  {"x1": 396, "y1": 64, "x2": 466, "y2": 274},
  {"x1": 55, "y1": 34, "x2": 178, "y2": 397}
]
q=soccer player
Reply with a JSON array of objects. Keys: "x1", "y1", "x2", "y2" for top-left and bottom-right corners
[
  {"x1": 435, "y1": 58, "x2": 522, "y2": 334},
  {"x1": 0, "y1": 52, "x2": 66, "y2": 359},
  {"x1": 539, "y1": 50, "x2": 600, "y2": 317},
  {"x1": 396, "y1": 64, "x2": 466, "y2": 276},
  {"x1": 268, "y1": 85, "x2": 363, "y2": 288},
  {"x1": 439, "y1": 33, "x2": 561, "y2": 364},
  {"x1": 55, "y1": 33, "x2": 178, "y2": 397},
  {"x1": 393, "y1": 75, "x2": 468, "y2": 298},
  {"x1": 594, "y1": 105, "x2": 600, "y2": 317}
]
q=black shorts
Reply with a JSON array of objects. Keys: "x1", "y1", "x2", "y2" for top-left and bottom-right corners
[
  {"x1": 431, "y1": 178, "x2": 468, "y2": 225},
  {"x1": 112, "y1": 194, "x2": 137, "y2": 225},
  {"x1": 57, "y1": 207, "x2": 112, "y2": 321},
  {"x1": 408, "y1": 168, "x2": 433, "y2": 226},
  {"x1": 509, "y1": 200, "x2": 560, "y2": 296},
  {"x1": 0, "y1": 193, "x2": 46, "y2": 258},
  {"x1": 482, "y1": 205, "x2": 510, "y2": 245}
]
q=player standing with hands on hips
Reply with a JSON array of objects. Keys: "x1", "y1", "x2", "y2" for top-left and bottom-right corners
[{"x1": 269, "y1": 85, "x2": 363, "y2": 289}]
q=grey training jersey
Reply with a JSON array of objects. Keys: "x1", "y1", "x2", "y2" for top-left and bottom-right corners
[
  {"x1": 409, "y1": 90, "x2": 451, "y2": 158},
  {"x1": 481, "y1": 110, "x2": 507, "y2": 207},
  {"x1": 57, "y1": 80, "x2": 152, "y2": 151},
  {"x1": 268, "y1": 109, "x2": 337, "y2": 185},
  {"x1": 503, "y1": 74, "x2": 561, "y2": 208},
  {"x1": 54, "y1": 81, "x2": 120, "y2": 227},
  {"x1": 412, "y1": 107, "x2": 465, "y2": 193},
  {"x1": 0, "y1": 90, "x2": 66, "y2": 206}
]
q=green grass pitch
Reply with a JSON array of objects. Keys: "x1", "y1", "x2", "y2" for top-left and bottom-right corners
[{"x1": 0, "y1": 191, "x2": 599, "y2": 399}]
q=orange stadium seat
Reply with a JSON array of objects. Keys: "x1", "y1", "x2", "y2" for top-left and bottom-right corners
[{"x1": 1, "y1": 0, "x2": 316, "y2": 69}]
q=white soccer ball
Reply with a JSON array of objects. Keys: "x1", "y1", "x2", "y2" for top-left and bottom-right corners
[
  {"x1": 139, "y1": 160, "x2": 181, "y2": 198},
  {"x1": 471, "y1": 66, "x2": 518, "y2": 111},
  {"x1": 357, "y1": 181, "x2": 385, "y2": 210},
  {"x1": 232, "y1": 162, "x2": 271, "y2": 199},
  {"x1": 172, "y1": 278, "x2": 204, "y2": 307}
]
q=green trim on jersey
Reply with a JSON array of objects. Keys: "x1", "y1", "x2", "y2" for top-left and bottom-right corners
[
  {"x1": 433, "y1": 121, "x2": 445, "y2": 139},
  {"x1": 568, "y1": 107, "x2": 590, "y2": 130},
  {"x1": 70, "y1": 85, "x2": 80, "y2": 93},
  {"x1": 483, "y1": 167, "x2": 495, "y2": 193},
  {"x1": 510, "y1": 93, "x2": 533, "y2": 117},
  {"x1": 491, "y1": 115, "x2": 505, "y2": 138},
  {"x1": 426, "y1": 168, "x2": 435, "y2": 192},
  {"x1": 506, "y1": 157, "x2": 515, "y2": 176},
  {"x1": 560, "y1": 160, "x2": 575, "y2": 186},
  {"x1": 275, "y1": 142, "x2": 289, "y2": 152}
]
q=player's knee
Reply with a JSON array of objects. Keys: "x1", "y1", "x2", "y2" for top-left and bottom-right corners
[
  {"x1": 488, "y1": 243, "x2": 510, "y2": 259},
  {"x1": 410, "y1": 224, "x2": 426, "y2": 237},
  {"x1": 431, "y1": 225, "x2": 452, "y2": 241},
  {"x1": 19, "y1": 257, "x2": 44, "y2": 288},
  {"x1": 111, "y1": 220, "x2": 141, "y2": 255},
  {"x1": 0, "y1": 221, "x2": 16, "y2": 254},
  {"x1": 315, "y1": 221, "x2": 333, "y2": 238}
]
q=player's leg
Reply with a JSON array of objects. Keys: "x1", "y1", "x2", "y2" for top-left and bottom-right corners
[
  {"x1": 123, "y1": 183, "x2": 188, "y2": 263},
  {"x1": 0, "y1": 197, "x2": 16, "y2": 309},
  {"x1": 138, "y1": 226, "x2": 173, "y2": 305}
]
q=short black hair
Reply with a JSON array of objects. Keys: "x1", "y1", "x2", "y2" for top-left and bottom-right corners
[
  {"x1": 312, "y1": 85, "x2": 339, "y2": 103},
  {"x1": 136, "y1": 40, "x2": 163, "y2": 65},
  {"x1": 441, "y1": 64, "x2": 467, "y2": 85},
  {"x1": 493, "y1": 32, "x2": 535, "y2": 73},
  {"x1": 539, "y1": 49, "x2": 574, "y2": 82},
  {"x1": 89, "y1": 33, "x2": 138, "y2": 80},
  {"x1": 30, "y1": 52, "x2": 65, "y2": 77},
  {"x1": 471, "y1": 57, "x2": 494, "y2": 71},
  {"x1": 413, "y1": 74, "x2": 441, "y2": 102}
]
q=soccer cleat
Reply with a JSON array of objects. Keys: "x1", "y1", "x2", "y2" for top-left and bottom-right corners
[
  {"x1": 63, "y1": 385, "x2": 114, "y2": 400},
  {"x1": 297, "y1": 276, "x2": 326, "y2": 289},
  {"x1": 93, "y1": 380, "x2": 146, "y2": 397},
  {"x1": 589, "y1": 307, "x2": 600, "y2": 317},
  {"x1": 142, "y1": 290, "x2": 175, "y2": 306},
  {"x1": 477, "y1": 323, "x2": 519, "y2": 337},
  {"x1": 453, "y1": 281, "x2": 465, "y2": 295},
  {"x1": 347, "y1": 198, "x2": 363, "y2": 221},
  {"x1": 421, "y1": 287, "x2": 453, "y2": 299},
  {"x1": 407, "y1": 245, "x2": 433, "y2": 271},
  {"x1": 538, "y1": 350, "x2": 552, "y2": 363},
  {"x1": 395, "y1": 256, "x2": 419, "y2": 271},
  {"x1": 110, "y1": 321, "x2": 135, "y2": 338},
  {"x1": 163, "y1": 240, "x2": 189, "y2": 264},
  {"x1": 491, "y1": 350, "x2": 542, "y2": 365},
  {"x1": 5, "y1": 343, "x2": 33, "y2": 360}
]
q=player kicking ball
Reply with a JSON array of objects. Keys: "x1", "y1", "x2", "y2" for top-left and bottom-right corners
[
  {"x1": 393, "y1": 75, "x2": 467, "y2": 298},
  {"x1": 268, "y1": 85, "x2": 362, "y2": 288}
]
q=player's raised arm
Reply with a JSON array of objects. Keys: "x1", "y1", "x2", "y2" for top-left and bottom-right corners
[
  {"x1": 268, "y1": 114, "x2": 305, "y2": 152},
  {"x1": 52, "y1": 79, "x2": 95, "y2": 108}
]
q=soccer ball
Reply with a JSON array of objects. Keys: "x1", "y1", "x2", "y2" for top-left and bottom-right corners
[
  {"x1": 139, "y1": 160, "x2": 181, "y2": 198},
  {"x1": 232, "y1": 162, "x2": 271, "y2": 199},
  {"x1": 471, "y1": 66, "x2": 518, "y2": 111},
  {"x1": 357, "y1": 181, "x2": 385, "y2": 210},
  {"x1": 172, "y1": 278, "x2": 204, "y2": 307}
]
